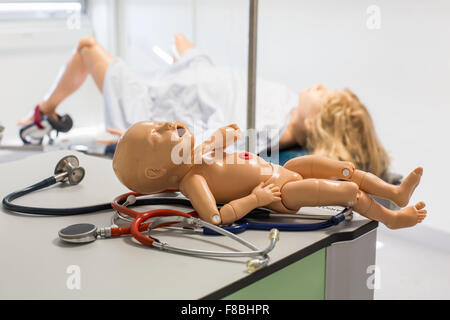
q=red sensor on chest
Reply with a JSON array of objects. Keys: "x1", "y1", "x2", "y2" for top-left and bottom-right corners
[{"x1": 239, "y1": 152, "x2": 253, "y2": 160}]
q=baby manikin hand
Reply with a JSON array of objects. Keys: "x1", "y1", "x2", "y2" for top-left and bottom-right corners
[
  {"x1": 251, "y1": 182, "x2": 282, "y2": 207},
  {"x1": 222, "y1": 124, "x2": 241, "y2": 144}
]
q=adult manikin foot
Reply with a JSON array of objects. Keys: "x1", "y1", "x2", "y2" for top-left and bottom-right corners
[
  {"x1": 18, "y1": 102, "x2": 58, "y2": 126},
  {"x1": 174, "y1": 33, "x2": 194, "y2": 56}
]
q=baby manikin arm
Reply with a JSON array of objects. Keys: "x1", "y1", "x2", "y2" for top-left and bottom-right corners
[
  {"x1": 180, "y1": 174, "x2": 261, "y2": 225},
  {"x1": 219, "y1": 195, "x2": 260, "y2": 225},
  {"x1": 195, "y1": 124, "x2": 242, "y2": 156},
  {"x1": 180, "y1": 174, "x2": 222, "y2": 224},
  {"x1": 220, "y1": 183, "x2": 282, "y2": 225}
]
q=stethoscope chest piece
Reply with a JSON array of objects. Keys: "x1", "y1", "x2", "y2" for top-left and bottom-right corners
[
  {"x1": 58, "y1": 223, "x2": 98, "y2": 244},
  {"x1": 54, "y1": 155, "x2": 85, "y2": 185}
]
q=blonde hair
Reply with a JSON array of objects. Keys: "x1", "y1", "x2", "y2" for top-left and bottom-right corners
[{"x1": 306, "y1": 89, "x2": 391, "y2": 179}]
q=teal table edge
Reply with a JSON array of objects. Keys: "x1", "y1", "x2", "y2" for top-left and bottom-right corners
[{"x1": 200, "y1": 220, "x2": 378, "y2": 300}]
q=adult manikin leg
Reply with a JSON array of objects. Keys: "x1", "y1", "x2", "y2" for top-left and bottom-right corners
[{"x1": 19, "y1": 37, "x2": 113, "y2": 125}]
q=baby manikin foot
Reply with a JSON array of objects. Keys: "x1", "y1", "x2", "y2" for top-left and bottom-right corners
[
  {"x1": 387, "y1": 201, "x2": 427, "y2": 229},
  {"x1": 392, "y1": 167, "x2": 423, "y2": 207}
]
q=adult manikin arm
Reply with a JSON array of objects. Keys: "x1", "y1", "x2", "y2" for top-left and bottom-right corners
[{"x1": 278, "y1": 119, "x2": 297, "y2": 150}]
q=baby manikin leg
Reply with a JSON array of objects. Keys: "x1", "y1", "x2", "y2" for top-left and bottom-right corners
[
  {"x1": 284, "y1": 155, "x2": 356, "y2": 180},
  {"x1": 284, "y1": 155, "x2": 423, "y2": 208},
  {"x1": 353, "y1": 191, "x2": 427, "y2": 229},
  {"x1": 281, "y1": 179, "x2": 359, "y2": 211},
  {"x1": 350, "y1": 168, "x2": 423, "y2": 208}
]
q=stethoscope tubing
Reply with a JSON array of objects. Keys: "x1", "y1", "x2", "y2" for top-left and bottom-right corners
[
  {"x1": 137, "y1": 214, "x2": 277, "y2": 258},
  {"x1": 202, "y1": 211, "x2": 348, "y2": 235},
  {"x1": 2, "y1": 176, "x2": 111, "y2": 215},
  {"x1": 2, "y1": 177, "x2": 192, "y2": 216}
]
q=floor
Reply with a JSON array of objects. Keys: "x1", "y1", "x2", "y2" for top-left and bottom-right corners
[{"x1": 374, "y1": 228, "x2": 450, "y2": 300}]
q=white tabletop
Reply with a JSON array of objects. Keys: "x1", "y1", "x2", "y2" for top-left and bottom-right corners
[{"x1": 0, "y1": 151, "x2": 376, "y2": 299}]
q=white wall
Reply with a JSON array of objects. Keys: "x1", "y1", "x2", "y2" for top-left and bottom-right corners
[
  {"x1": 88, "y1": 0, "x2": 118, "y2": 55},
  {"x1": 118, "y1": 0, "x2": 195, "y2": 77},
  {"x1": 104, "y1": 0, "x2": 249, "y2": 77},
  {"x1": 0, "y1": 18, "x2": 104, "y2": 142},
  {"x1": 69, "y1": 0, "x2": 450, "y2": 233},
  {"x1": 194, "y1": 0, "x2": 248, "y2": 69}
]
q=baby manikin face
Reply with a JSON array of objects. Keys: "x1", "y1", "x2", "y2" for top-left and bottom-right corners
[
  {"x1": 145, "y1": 121, "x2": 195, "y2": 166},
  {"x1": 148, "y1": 121, "x2": 193, "y2": 147}
]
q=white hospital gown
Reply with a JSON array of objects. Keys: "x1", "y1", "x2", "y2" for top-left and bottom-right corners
[{"x1": 102, "y1": 48, "x2": 298, "y2": 153}]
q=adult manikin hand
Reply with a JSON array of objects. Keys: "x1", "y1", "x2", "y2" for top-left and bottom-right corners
[{"x1": 96, "y1": 128, "x2": 124, "y2": 146}]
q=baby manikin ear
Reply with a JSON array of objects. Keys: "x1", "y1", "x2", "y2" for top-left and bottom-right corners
[{"x1": 145, "y1": 168, "x2": 167, "y2": 180}]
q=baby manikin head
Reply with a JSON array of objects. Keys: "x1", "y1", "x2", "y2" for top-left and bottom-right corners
[{"x1": 113, "y1": 121, "x2": 195, "y2": 194}]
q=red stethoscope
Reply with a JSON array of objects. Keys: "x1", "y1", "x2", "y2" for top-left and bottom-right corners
[
  {"x1": 58, "y1": 191, "x2": 280, "y2": 273},
  {"x1": 110, "y1": 191, "x2": 197, "y2": 246}
]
